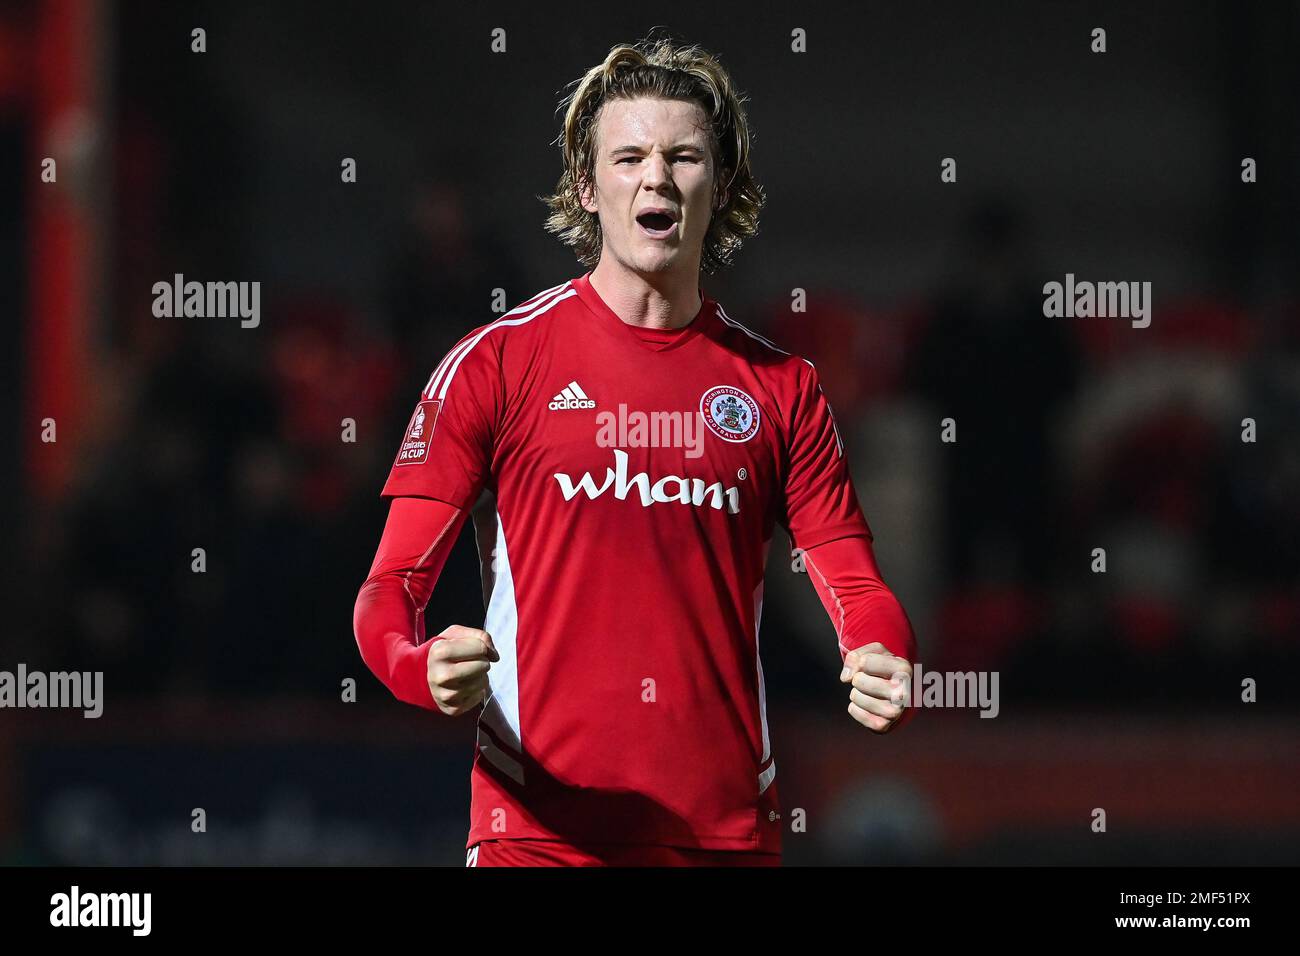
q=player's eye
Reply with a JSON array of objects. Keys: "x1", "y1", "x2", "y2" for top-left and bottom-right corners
[{"x1": 617, "y1": 155, "x2": 699, "y2": 164}]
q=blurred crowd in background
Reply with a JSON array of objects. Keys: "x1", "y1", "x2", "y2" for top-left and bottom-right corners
[
  {"x1": 15, "y1": 172, "x2": 1299, "y2": 707},
  {"x1": 3, "y1": 2, "x2": 1297, "y2": 865},
  {"x1": 5, "y1": 2, "x2": 1298, "y2": 710}
]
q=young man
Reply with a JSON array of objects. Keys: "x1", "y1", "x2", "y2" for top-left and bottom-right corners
[{"x1": 353, "y1": 35, "x2": 916, "y2": 867}]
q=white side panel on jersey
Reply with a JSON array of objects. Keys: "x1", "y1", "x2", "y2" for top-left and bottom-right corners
[
  {"x1": 477, "y1": 507, "x2": 525, "y2": 785},
  {"x1": 756, "y1": 538, "x2": 775, "y2": 794},
  {"x1": 476, "y1": 730, "x2": 525, "y2": 787}
]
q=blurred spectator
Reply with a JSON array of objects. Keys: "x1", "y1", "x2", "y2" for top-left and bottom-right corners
[{"x1": 908, "y1": 200, "x2": 1081, "y2": 592}]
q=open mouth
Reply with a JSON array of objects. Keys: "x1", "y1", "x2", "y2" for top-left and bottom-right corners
[{"x1": 636, "y1": 211, "x2": 677, "y2": 238}]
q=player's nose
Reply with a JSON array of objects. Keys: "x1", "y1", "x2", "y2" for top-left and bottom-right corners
[{"x1": 641, "y1": 152, "x2": 672, "y2": 185}]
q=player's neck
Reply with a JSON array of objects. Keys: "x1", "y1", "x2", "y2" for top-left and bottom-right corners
[{"x1": 587, "y1": 262, "x2": 703, "y2": 331}]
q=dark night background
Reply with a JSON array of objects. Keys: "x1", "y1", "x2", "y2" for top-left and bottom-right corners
[{"x1": 2, "y1": 1, "x2": 1297, "y2": 865}]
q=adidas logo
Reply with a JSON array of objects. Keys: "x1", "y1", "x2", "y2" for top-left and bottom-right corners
[{"x1": 548, "y1": 380, "x2": 596, "y2": 410}]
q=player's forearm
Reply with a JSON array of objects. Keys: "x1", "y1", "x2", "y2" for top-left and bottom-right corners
[
  {"x1": 353, "y1": 576, "x2": 440, "y2": 709},
  {"x1": 802, "y1": 534, "x2": 917, "y2": 665},
  {"x1": 804, "y1": 534, "x2": 918, "y2": 731},
  {"x1": 352, "y1": 496, "x2": 468, "y2": 710}
]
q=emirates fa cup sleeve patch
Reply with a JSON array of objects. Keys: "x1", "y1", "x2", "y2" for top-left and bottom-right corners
[
  {"x1": 394, "y1": 400, "x2": 441, "y2": 466},
  {"x1": 701, "y1": 385, "x2": 760, "y2": 443}
]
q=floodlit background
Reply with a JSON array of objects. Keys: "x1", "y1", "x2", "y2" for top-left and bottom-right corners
[{"x1": 2, "y1": 1, "x2": 1297, "y2": 865}]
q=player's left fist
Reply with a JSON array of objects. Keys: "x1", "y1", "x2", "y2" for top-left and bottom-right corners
[{"x1": 839, "y1": 642, "x2": 912, "y2": 734}]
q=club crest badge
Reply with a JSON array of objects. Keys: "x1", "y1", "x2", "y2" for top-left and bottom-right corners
[{"x1": 700, "y1": 385, "x2": 760, "y2": 443}]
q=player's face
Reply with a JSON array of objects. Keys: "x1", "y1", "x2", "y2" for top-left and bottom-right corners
[{"x1": 580, "y1": 97, "x2": 722, "y2": 276}]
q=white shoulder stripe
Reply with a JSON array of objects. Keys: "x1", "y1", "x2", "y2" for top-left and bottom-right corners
[
  {"x1": 423, "y1": 281, "x2": 572, "y2": 399},
  {"x1": 422, "y1": 337, "x2": 474, "y2": 400},
  {"x1": 435, "y1": 287, "x2": 577, "y2": 401},
  {"x1": 716, "y1": 305, "x2": 816, "y2": 370}
]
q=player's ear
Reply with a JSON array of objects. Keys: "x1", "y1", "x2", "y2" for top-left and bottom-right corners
[
  {"x1": 577, "y1": 173, "x2": 597, "y2": 214},
  {"x1": 714, "y1": 170, "x2": 732, "y2": 211}
]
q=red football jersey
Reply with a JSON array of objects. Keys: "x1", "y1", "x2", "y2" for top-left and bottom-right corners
[{"x1": 381, "y1": 272, "x2": 872, "y2": 853}]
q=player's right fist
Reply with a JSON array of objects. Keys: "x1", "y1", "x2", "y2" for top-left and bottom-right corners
[{"x1": 427, "y1": 625, "x2": 499, "y2": 716}]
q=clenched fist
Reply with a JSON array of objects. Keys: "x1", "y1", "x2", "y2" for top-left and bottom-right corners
[
  {"x1": 427, "y1": 625, "x2": 499, "y2": 716},
  {"x1": 839, "y1": 641, "x2": 913, "y2": 734}
]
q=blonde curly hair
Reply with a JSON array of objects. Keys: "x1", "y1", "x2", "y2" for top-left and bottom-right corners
[{"x1": 539, "y1": 31, "x2": 766, "y2": 276}]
